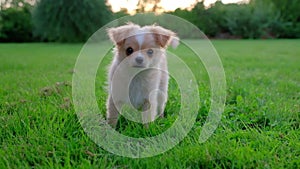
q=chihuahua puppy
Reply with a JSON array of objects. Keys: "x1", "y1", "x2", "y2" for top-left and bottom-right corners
[{"x1": 106, "y1": 23, "x2": 179, "y2": 127}]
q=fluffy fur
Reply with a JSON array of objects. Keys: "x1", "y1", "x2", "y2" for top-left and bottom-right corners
[{"x1": 106, "y1": 23, "x2": 179, "y2": 127}]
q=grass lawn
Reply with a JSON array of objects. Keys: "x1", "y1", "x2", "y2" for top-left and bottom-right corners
[{"x1": 0, "y1": 40, "x2": 299, "y2": 168}]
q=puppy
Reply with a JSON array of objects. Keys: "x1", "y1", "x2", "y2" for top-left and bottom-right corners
[{"x1": 106, "y1": 23, "x2": 179, "y2": 127}]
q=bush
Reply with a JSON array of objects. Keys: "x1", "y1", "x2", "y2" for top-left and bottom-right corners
[
  {"x1": 194, "y1": 2, "x2": 227, "y2": 37},
  {"x1": 224, "y1": 2, "x2": 275, "y2": 39},
  {"x1": 32, "y1": 0, "x2": 112, "y2": 42},
  {"x1": 171, "y1": 2, "x2": 226, "y2": 37},
  {"x1": 267, "y1": 0, "x2": 300, "y2": 38},
  {"x1": 269, "y1": 19, "x2": 300, "y2": 38},
  {"x1": 0, "y1": 7, "x2": 34, "y2": 42}
]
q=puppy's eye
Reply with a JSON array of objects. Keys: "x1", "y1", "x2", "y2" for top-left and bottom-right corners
[
  {"x1": 126, "y1": 47, "x2": 134, "y2": 56},
  {"x1": 147, "y1": 49, "x2": 153, "y2": 56}
]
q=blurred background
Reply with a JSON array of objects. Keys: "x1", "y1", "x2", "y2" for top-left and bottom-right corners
[{"x1": 0, "y1": 0, "x2": 299, "y2": 42}]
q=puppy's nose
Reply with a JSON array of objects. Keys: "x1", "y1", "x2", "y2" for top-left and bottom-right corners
[{"x1": 135, "y1": 57, "x2": 143, "y2": 64}]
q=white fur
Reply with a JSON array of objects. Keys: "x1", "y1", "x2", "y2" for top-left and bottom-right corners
[{"x1": 135, "y1": 33, "x2": 145, "y2": 49}]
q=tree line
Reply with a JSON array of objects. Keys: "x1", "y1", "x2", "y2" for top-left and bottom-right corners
[
  {"x1": 0, "y1": 0, "x2": 299, "y2": 42},
  {"x1": 169, "y1": 0, "x2": 300, "y2": 39}
]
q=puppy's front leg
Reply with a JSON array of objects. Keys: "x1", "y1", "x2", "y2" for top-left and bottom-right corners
[
  {"x1": 142, "y1": 96, "x2": 158, "y2": 125},
  {"x1": 157, "y1": 91, "x2": 167, "y2": 118},
  {"x1": 106, "y1": 96, "x2": 119, "y2": 128},
  {"x1": 141, "y1": 99, "x2": 150, "y2": 128}
]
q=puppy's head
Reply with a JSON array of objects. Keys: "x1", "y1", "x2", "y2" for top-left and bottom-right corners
[{"x1": 107, "y1": 23, "x2": 179, "y2": 68}]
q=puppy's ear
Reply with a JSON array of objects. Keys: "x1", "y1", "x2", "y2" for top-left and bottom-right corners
[
  {"x1": 107, "y1": 27, "x2": 118, "y2": 44},
  {"x1": 107, "y1": 23, "x2": 140, "y2": 46},
  {"x1": 170, "y1": 36, "x2": 179, "y2": 49},
  {"x1": 151, "y1": 26, "x2": 180, "y2": 49}
]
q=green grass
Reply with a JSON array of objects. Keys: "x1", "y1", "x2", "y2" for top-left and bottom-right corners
[{"x1": 0, "y1": 40, "x2": 299, "y2": 168}]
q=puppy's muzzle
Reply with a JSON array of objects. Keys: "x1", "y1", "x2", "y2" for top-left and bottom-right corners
[{"x1": 135, "y1": 56, "x2": 144, "y2": 64}]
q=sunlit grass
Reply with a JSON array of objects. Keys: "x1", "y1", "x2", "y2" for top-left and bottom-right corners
[{"x1": 0, "y1": 40, "x2": 299, "y2": 168}]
